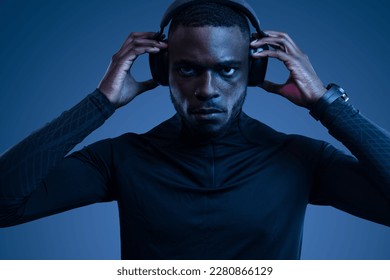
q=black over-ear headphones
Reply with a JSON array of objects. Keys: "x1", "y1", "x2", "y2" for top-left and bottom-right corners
[{"x1": 149, "y1": 0, "x2": 269, "y2": 87}]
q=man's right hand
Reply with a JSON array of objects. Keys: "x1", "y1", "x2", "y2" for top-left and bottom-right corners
[{"x1": 98, "y1": 32, "x2": 168, "y2": 109}]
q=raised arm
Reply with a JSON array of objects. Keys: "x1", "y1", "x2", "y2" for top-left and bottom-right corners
[
  {"x1": 251, "y1": 30, "x2": 390, "y2": 225},
  {"x1": 0, "y1": 32, "x2": 167, "y2": 227}
]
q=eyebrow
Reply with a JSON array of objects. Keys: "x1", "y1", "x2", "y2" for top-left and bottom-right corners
[{"x1": 172, "y1": 59, "x2": 243, "y2": 68}]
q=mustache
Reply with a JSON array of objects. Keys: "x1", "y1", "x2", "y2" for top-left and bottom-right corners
[{"x1": 188, "y1": 104, "x2": 226, "y2": 114}]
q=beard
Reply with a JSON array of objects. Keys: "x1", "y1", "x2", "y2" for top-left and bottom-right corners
[{"x1": 169, "y1": 89, "x2": 247, "y2": 138}]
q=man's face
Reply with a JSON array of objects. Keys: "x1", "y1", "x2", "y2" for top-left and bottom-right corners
[{"x1": 168, "y1": 25, "x2": 249, "y2": 137}]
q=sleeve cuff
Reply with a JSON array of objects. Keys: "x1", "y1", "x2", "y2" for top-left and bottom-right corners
[
  {"x1": 88, "y1": 89, "x2": 116, "y2": 119},
  {"x1": 309, "y1": 83, "x2": 349, "y2": 121}
]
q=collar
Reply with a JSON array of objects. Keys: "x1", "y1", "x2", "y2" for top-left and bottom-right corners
[{"x1": 144, "y1": 112, "x2": 285, "y2": 149}]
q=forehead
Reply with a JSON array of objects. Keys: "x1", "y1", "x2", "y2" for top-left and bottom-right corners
[{"x1": 168, "y1": 26, "x2": 248, "y2": 64}]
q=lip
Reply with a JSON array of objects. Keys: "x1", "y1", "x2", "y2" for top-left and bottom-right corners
[
  {"x1": 189, "y1": 108, "x2": 224, "y2": 115},
  {"x1": 189, "y1": 107, "x2": 225, "y2": 122}
]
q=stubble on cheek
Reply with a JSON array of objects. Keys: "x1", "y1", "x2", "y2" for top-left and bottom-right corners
[{"x1": 169, "y1": 88, "x2": 247, "y2": 137}]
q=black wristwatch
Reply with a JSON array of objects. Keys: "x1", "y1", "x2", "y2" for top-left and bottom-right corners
[{"x1": 310, "y1": 83, "x2": 349, "y2": 120}]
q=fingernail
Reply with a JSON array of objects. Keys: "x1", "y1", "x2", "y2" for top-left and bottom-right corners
[
  {"x1": 254, "y1": 47, "x2": 264, "y2": 54},
  {"x1": 159, "y1": 41, "x2": 168, "y2": 47}
]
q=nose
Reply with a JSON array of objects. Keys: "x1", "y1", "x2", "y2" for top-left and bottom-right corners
[{"x1": 194, "y1": 71, "x2": 219, "y2": 101}]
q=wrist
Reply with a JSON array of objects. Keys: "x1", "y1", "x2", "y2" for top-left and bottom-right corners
[
  {"x1": 306, "y1": 86, "x2": 327, "y2": 107},
  {"x1": 97, "y1": 86, "x2": 121, "y2": 109},
  {"x1": 96, "y1": 88, "x2": 120, "y2": 109},
  {"x1": 309, "y1": 83, "x2": 349, "y2": 121}
]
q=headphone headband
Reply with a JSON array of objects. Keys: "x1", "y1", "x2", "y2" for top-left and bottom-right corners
[{"x1": 158, "y1": 0, "x2": 266, "y2": 37}]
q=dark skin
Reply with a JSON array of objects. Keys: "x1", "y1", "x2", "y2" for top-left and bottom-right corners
[
  {"x1": 168, "y1": 26, "x2": 249, "y2": 137},
  {"x1": 97, "y1": 25, "x2": 390, "y2": 225},
  {"x1": 98, "y1": 31, "x2": 167, "y2": 107},
  {"x1": 98, "y1": 26, "x2": 327, "y2": 114},
  {"x1": 252, "y1": 30, "x2": 327, "y2": 107}
]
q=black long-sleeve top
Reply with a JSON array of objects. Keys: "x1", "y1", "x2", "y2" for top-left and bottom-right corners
[{"x1": 0, "y1": 90, "x2": 389, "y2": 259}]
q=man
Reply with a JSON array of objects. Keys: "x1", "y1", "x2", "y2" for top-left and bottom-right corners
[{"x1": 0, "y1": 0, "x2": 389, "y2": 259}]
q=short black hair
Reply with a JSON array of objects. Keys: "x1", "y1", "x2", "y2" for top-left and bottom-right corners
[{"x1": 169, "y1": 1, "x2": 250, "y2": 39}]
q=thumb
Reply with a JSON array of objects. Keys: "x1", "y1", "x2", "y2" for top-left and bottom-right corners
[
  {"x1": 137, "y1": 79, "x2": 159, "y2": 95},
  {"x1": 259, "y1": 80, "x2": 283, "y2": 95}
]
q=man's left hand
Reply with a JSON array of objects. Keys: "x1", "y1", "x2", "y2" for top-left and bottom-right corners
[{"x1": 251, "y1": 30, "x2": 327, "y2": 108}]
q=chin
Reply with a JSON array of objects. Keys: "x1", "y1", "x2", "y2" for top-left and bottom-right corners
[{"x1": 189, "y1": 120, "x2": 230, "y2": 138}]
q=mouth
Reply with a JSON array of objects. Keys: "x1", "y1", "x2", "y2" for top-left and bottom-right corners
[
  {"x1": 189, "y1": 108, "x2": 224, "y2": 115},
  {"x1": 189, "y1": 107, "x2": 225, "y2": 122}
]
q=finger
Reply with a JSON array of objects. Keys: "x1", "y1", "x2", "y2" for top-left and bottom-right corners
[
  {"x1": 132, "y1": 37, "x2": 168, "y2": 48},
  {"x1": 117, "y1": 37, "x2": 167, "y2": 58},
  {"x1": 251, "y1": 36, "x2": 296, "y2": 54},
  {"x1": 122, "y1": 45, "x2": 164, "y2": 62},
  {"x1": 121, "y1": 32, "x2": 158, "y2": 47},
  {"x1": 125, "y1": 38, "x2": 167, "y2": 54},
  {"x1": 109, "y1": 45, "x2": 163, "y2": 78},
  {"x1": 251, "y1": 38, "x2": 285, "y2": 53},
  {"x1": 251, "y1": 30, "x2": 300, "y2": 55},
  {"x1": 250, "y1": 33, "x2": 283, "y2": 49},
  {"x1": 252, "y1": 49, "x2": 290, "y2": 63},
  {"x1": 122, "y1": 32, "x2": 163, "y2": 49},
  {"x1": 263, "y1": 30, "x2": 300, "y2": 50},
  {"x1": 119, "y1": 32, "x2": 164, "y2": 55}
]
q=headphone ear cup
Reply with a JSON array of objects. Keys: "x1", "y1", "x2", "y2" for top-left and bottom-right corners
[
  {"x1": 149, "y1": 40, "x2": 169, "y2": 86},
  {"x1": 248, "y1": 39, "x2": 269, "y2": 86},
  {"x1": 150, "y1": 37, "x2": 268, "y2": 87}
]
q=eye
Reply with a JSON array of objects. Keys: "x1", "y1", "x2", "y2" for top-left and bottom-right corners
[
  {"x1": 220, "y1": 67, "x2": 236, "y2": 77},
  {"x1": 178, "y1": 67, "x2": 197, "y2": 77}
]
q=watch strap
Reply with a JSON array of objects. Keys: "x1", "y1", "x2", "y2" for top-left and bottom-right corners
[{"x1": 310, "y1": 83, "x2": 349, "y2": 121}]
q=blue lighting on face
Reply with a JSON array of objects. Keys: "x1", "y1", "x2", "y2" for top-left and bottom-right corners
[{"x1": 0, "y1": 0, "x2": 389, "y2": 260}]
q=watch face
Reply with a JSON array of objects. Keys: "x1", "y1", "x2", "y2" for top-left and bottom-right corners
[
  {"x1": 327, "y1": 83, "x2": 348, "y2": 99},
  {"x1": 327, "y1": 83, "x2": 341, "y2": 90},
  {"x1": 341, "y1": 93, "x2": 349, "y2": 102}
]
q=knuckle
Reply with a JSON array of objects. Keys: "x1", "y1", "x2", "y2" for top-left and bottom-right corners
[
  {"x1": 111, "y1": 52, "x2": 121, "y2": 62},
  {"x1": 279, "y1": 31, "x2": 288, "y2": 38},
  {"x1": 301, "y1": 53, "x2": 309, "y2": 60},
  {"x1": 275, "y1": 49, "x2": 284, "y2": 56},
  {"x1": 133, "y1": 47, "x2": 145, "y2": 55},
  {"x1": 279, "y1": 37, "x2": 287, "y2": 46},
  {"x1": 279, "y1": 32, "x2": 293, "y2": 43},
  {"x1": 125, "y1": 33, "x2": 137, "y2": 44},
  {"x1": 132, "y1": 38, "x2": 145, "y2": 47}
]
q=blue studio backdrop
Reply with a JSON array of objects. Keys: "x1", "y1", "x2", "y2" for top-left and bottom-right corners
[{"x1": 0, "y1": 0, "x2": 389, "y2": 259}]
